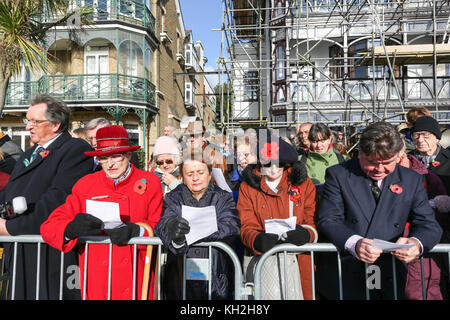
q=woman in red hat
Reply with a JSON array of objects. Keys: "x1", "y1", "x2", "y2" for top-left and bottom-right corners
[{"x1": 40, "y1": 125, "x2": 163, "y2": 300}]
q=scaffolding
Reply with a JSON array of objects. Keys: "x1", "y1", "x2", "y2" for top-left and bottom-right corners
[{"x1": 217, "y1": 0, "x2": 450, "y2": 133}]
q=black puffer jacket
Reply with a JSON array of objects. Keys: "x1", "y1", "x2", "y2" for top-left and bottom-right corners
[{"x1": 155, "y1": 182, "x2": 241, "y2": 300}]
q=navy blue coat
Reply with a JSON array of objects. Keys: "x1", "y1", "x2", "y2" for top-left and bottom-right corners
[
  {"x1": 155, "y1": 182, "x2": 241, "y2": 300},
  {"x1": 0, "y1": 131, "x2": 94, "y2": 300},
  {"x1": 316, "y1": 157, "x2": 442, "y2": 300}
]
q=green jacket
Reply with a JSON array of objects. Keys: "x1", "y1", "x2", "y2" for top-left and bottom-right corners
[{"x1": 300, "y1": 148, "x2": 347, "y2": 185}]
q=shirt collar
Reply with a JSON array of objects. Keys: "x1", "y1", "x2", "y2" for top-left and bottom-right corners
[{"x1": 39, "y1": 132, "x2": 63, "y2": 149}]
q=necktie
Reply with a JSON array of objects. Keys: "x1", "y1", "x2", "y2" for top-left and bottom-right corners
[
  {"x1": 370, "y1": 180, "x2": 381, "y2": 202},
  {"x1": 30, "y1": 146, "x2": 44, "y2": 163}
]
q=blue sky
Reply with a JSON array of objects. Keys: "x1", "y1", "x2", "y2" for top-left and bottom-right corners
[{"x1": 179, "y1": 0, "x2": 225, "y2": 88}]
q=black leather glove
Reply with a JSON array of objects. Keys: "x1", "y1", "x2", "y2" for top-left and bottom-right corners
[
  {"x1": 164, "y1": 216, "x2": 190, "y2": 245},
  {"x1": 104, "y1": 222, "x2": 141, "y2": 245},
  {"x1": 253, "y1": 232, "x2": 279, "y2": 253},
  {"x1": 64, "y1": 213, "x2": 103, "y2": 240},
  {"x1": 283, "y1": 225, "x2": 310, "y2": 246}
]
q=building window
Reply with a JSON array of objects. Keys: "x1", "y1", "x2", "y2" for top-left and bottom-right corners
[
  {"x1": 275, "y1": 85, "x2": 286, "y2": 103},
  {"x1": 275, "y1": 44, "x2": 286, "y2": 81},
  {"x1": 1, "y1": 126, "x2": 30, "y2": 151},
  {"x1": 185, "y1": 82, "x2": 194, "y2": 105},
  {"x1": 273, "y1": 0, "x2": 286, "y2": 18},
  {"x1": 348, "y1": 40, "x2": 367, "y2": 78},
  {"x1": 185, "y1": 43, "x2": 193, "y2": 66},
  {"x1": 123, "y1": 123, "x2": 140, "y2": 146},
  {"x1": 244, "y1": 71, "x2": 258, "y2": 101}
]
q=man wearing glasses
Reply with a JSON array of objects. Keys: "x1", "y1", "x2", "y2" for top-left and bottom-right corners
[
  {"x1": 41, "y1": 125, "x2": 163, "y2": 300},
  {"x1": 410, "y1": 116, "x2": 450, "y2": 195},
  {"x1": 0, "y1": 94, "x2": 94, "y2": 300}
]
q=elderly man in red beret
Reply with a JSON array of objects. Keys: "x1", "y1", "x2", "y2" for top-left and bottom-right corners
[{"x1": 41, "y1": 125, "x2": 163, "y2": 300}]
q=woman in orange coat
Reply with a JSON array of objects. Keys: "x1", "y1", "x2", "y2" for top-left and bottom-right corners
[{"x1": 237, "y1": 133, "x2": 317, "y2": 300}]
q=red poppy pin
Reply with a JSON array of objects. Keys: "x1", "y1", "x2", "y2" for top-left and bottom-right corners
[
  {"x1": 432, "y1": 161, "x2": 440, "y2": 167},
  {"x1": 134, "y1": 178, "x2": 147, "y2": 195},
  {"x1": 40, "y1": 150, "x2": 50, "y2": 158},
  {"x1": 389, "y1": 184, "x2": 403, "y2": 194},
  {"x1": 288, "y1": 185, "x2": 302, "y2": 203},
  {"x1": 261, "y1": 142, "x2": 280, "y2": 162}
]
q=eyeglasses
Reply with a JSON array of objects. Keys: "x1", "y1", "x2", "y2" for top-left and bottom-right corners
[
  {"x1": 23, "y1": 118, "x2": 49, "y2": 126},
  {"x1": 412, "y1": 132, "x2": 432, "y2": 139},
  {"x1": 97, "y1": 154, "x2": 126, "y2": 164},
  {"x1": 156, "y1": 159, "x2": 174, "y2": 166}
]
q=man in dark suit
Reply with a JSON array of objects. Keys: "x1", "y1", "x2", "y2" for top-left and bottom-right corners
[
  {"x1": 316, "y1": 121, "x2": 442, "y2": 300},
  {"x1": 0, "y1": 94, "x2": 94, "y2": 300},
  {"x1": 410, "y1": 115, "x2": 450, "y2": 195}
]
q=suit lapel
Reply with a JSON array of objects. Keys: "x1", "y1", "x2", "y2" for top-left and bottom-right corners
[
  {"x1": 347, "y1": 158, "x2": 377, "y2": 223},
  {"x1": 9, "y1": 132, "x2": 71, "y2": 181}
]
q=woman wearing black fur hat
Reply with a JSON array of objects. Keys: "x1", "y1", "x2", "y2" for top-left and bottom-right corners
[{"x1": 236, "y1": 132, "x2": 317, "y2": 300}]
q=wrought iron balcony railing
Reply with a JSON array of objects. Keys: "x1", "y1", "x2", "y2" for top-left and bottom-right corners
[
  {"x1": 41, "y1": 0, "x2": 156, "y2": 36},
  {"x1": 6, "y1": 74, "x2": 155, "y2": 107}
]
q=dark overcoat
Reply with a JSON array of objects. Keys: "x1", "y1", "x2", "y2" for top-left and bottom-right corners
[
  {"x1": 0, "y1": 131, "x2": 94, "y2": 300},
  {"x1": 428, "y1": 147, "x2": 450, "y2": 195},
  {"x1": 316, "y1": 157, "x2": 443, "y2": 300},
  {"x1": 154, "y1": 182, "x2": 241, "y2": 300}
]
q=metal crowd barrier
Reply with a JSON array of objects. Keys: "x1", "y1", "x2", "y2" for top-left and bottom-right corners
[
  {"x1": 0, "y1": 235, "x2": 244, "y2": 300},
  {"x1": 252, "y1": 243, "x2": 450, "y2": 300}
]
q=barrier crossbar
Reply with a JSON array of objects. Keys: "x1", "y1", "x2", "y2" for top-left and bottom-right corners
[
  {"x1": 252, "y1": 243, "x2": 450, "y2": 300},
  {"x1": 0, "y1": 235, "x2": 244, "y2": 300}
]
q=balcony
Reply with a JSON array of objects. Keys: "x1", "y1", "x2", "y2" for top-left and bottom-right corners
[
  {"x1": 42, "y1": 0, "x2": 156, "y2": 37},
  {"x1": 5, "y1": 81, "x2": 39, "y2": 107},
  {"x1": 288, "y1": 77, "x2": 450, "y2": 104},
  {"x1": 5, "y1": 74, "x2": 155, "y2": 109}
]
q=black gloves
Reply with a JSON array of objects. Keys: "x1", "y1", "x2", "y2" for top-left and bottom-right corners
[
  {"x1": 164, "y1": 216, "x2": 190, "y2": 245},
  {"x1": 254, "y1": 225, "x2": 310, "y2": 253},
  {"x1": 104, "y1": 222, "x2": 141, "y2": 245},
  {"x1": 253, "y1": 232, "x2": 279, "y2": 253},
  {"x1": 64, "y1": 213, "x2": 103, "y2": 240},
  {"x1": 283, "y1": 225, "x2": 310, "y2": 246}
]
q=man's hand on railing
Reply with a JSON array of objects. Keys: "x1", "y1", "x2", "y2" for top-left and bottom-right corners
[
  {"x1": 64, "y1": 213, "x2": 103, "y2": 240},
  {"x1": 356, "y1": 238, "x2": 382, "y2": 264},
  {"x1": 391, "y1": 237, "x2": 421, "y2": 264},
  {"x1": 104, "y1": 222, "x2": 140, "y2": 245}
]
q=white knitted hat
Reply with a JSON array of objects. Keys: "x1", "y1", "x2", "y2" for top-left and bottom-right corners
[{"x1": 153, "y1": 136, "x2": 180, "y2": 156}]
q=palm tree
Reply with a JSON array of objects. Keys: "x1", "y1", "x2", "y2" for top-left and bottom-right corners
[{"x1": 0, "y1": 0, "x2": 91, "y2": 115}]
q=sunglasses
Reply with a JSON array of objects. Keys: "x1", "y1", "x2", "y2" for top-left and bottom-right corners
[{"x1": 156, "y1": 159, "x2": 174, "y2": 166}]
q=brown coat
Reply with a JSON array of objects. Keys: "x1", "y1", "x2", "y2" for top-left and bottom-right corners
[{"x1": 236, "y1": 166, "x2": 317, "y2": 300}]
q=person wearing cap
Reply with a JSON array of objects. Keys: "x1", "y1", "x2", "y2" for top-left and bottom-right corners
[
  {"x1": 410, "y1": 115, "x2": 450, "y2": 195},
  {"x1": 316, "y1": 122, "x2": 442, "y2": 300},
  {"x1": 150, "y1": 135, "x2": 182, "y2": 195},
  {"x1": 183, "y1": 120, "x2": 228, "y2": 177},
  {"x1": 41, "y1": 125, "x2": 163, "y2": 300},
  {"x1": 236, "y1": 132, "x2": 317, "y2": 300}
]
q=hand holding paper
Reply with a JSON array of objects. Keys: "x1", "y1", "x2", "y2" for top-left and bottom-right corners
[
  {"x1": 390, "y1": 237, "x2": 422, "y2": 264},
  {"x1": 265, "y1": 217, "x2": 297, "y2": 240},
  {"x1": 181, "y1": 205, "x2": 218, "y2": 245},
  {"x1": 85, "y1": 200, "x2": 125, "y2": 229}
]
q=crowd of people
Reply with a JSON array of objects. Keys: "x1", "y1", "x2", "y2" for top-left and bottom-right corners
[{"x1": 0, "y1": 95, "x2": 449, "y2": 300}]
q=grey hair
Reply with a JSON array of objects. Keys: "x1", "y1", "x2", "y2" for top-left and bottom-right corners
[
  {"x1": 30, "y1": 94, "x2": 71, "y2": 132},
  {"x1": 86, "y1": 117, "x2": 111, "y2": 130},
  {"x1": 359, "y1": 122, "x2": 404, "y2": 158}
]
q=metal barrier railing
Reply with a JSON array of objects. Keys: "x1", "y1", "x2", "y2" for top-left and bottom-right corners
[
  {"x1": 1, "y1": 235, "x2": 449, "y2": 300},
  {"x1": 0, "y1": 235, "x2": 244, "y2": 300},
  {"x1": 252, "y1": 243, "x2": 450, "y2": 300}
]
